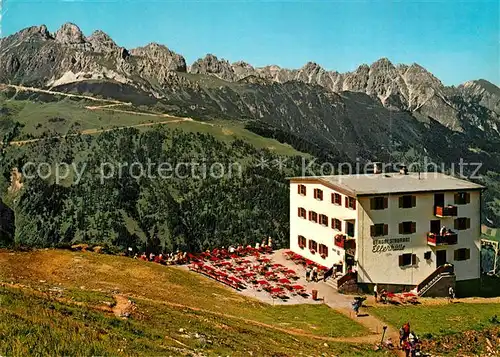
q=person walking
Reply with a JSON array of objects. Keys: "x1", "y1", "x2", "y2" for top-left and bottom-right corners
[
  {"x1": 448, "y1": 285, "x2": 455, "y2": 303},
  {"x1": 373, "y1": 283, "x2": 378, "y2": 302},
  {"x1": 305, "y1": 266, "x2": 312, "y2": 282},
  {"x1": 352, "y1": 299, "x2": 360, "y2": 316},
  {"x1": 312, "y1": 267, "x2": 318, "y2": 282}
]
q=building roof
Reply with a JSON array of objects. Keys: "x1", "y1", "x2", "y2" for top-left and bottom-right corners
[{"x1": 289, "y1": 172, "x2": 485, "y2": 196}]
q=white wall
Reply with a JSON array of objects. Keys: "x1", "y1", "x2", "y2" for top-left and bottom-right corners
[
  {"x1": 289, "y1": 181, "x2": 356, "y2": 270},
  {"x1": 356, "y1": 191, "x2": 481, "y2": 285}
]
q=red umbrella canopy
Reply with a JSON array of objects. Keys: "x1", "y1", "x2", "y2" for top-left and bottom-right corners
[
  {"x1": 292, "y1": 285, "x2": 304, "y2": 290},
  {"x1": 278, "y1": 278, "x2": 291, "y2": 284},
  {"x1": 257, "y1": 280, "x2": 269, "y2": 285},
  {"x1": 271, "y1": 287, "x2": 283, "y2": 293},
  {"x1": 264, "y1": 271, "x2": 275, "y2": 276}
]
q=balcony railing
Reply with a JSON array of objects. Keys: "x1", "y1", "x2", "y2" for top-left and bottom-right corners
[
  {"x1": 434, "y1": 205, "x2": 457, "y2": 217},
  {"x1": 334, "y1": 234, "x2": 346, "y2": 249},
  {"x1": 427, "y1": 232, "x2": 458, "y2": 246},
  {"x1": 334, "y1": 234, "x2": 356, "y2": 250}
]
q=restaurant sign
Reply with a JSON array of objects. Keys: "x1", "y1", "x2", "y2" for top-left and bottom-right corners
[{"x1": 372, "y1": 237, "x2": 410, "y2": 253}]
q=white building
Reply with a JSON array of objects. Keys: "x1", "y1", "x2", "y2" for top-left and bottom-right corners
[{"x1": 289, "y1": 172, "x2": 484, "y2": 290}]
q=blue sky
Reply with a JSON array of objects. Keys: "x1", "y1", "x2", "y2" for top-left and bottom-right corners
[{"x1": 2, "y1": 0, "x2": 499, "y2": 85}]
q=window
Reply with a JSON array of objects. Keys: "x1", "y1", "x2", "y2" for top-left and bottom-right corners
[
  {"x1": 298, "y1": 235, "x2": 306, "y2": 248},
  {"x1": 424, "y1": 251, "x2": 432, "y2": 260},
  {"x1": 399, "y1": 221, "x2": 417, "y2": 234},
  {"x1": 331, "y1": 193, "x2": 342, "y2": 205},
  {"x1": 399, "y1": 253, "x2": 417, "y2": 267},
  {"x1": 454, "y1": 217, "x2": 470, "y2": 230},
  {"x1": 332, "y1": 218, "x2": 342, "y2": 231},
  {"x1": 370, "y1": 223, "x2": 388, "y2": 237},
  {"x1": 298, "y1": 184, "x2": 307, "y2": 196},
  {"x1": 298, "y1": 207, "x2": 306, "y2": 219},
  {"x1": 346, "y1": 221, "x2": 355, "y2": 237},
  {"x1": 454, "y1": 191, "x2": 470, "y2": 205},
  {"x1": 319, "y1": 214, "x2": 328, "y2": 226},
  {"x1": 314, "y1": 188, "x2": 323, "y2": 200},
  {"x1": 308, "y1": 240, "x2": 318, "y2": 252},
  {"x1": 399, "y1": 195, "x2": 416, "y2": 208},
  {"x1": 319, "y1": 244, "x2": 328, "y2": 257},
  {"x1": 345, "y1": 196, "x2": 356, "y2": 209},
  {"x1": 308, "y1": 211, "x2": 318, "y2": 223},
  {"x1": 370, "y1": 196, "x2": 388, "y2": 210},
  {"x1": 454, "y1": 248, "x2": 470, "y2": 261}
]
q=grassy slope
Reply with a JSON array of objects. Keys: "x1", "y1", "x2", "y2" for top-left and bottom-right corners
[
  {"x1": 368, "y1": 302, "x2": 500, "y2": 338},
  {"x1": 0, "y1": 250, "x2": 381, "y2": 357},
  {"x1": 0, "y1": 97, "x2": 302, "y2": 157}
]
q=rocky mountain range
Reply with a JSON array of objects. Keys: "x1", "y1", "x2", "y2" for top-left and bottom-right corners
[{"x1": 1, "y1": 23, "x2": 499, "y2": 162}]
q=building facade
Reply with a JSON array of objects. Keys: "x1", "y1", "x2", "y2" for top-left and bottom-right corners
[{"x1": 289, "y1": 172, "x2": 484, "y2": 287}]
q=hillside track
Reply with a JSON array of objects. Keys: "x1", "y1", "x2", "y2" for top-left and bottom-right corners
[{"x1": 1, "y1": 83, "x2": 214, "y2": 146}]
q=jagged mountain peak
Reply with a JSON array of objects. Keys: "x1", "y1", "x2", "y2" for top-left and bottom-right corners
[
  {"x1": 54, "y1": 22, "x2": 86, "y2": 44},
  {"x1": 87, "y1": 30, "x2": 118, "y2": 53},
  {"x1": 130, "y1": 43, "x2": 187, "y2": 72},
  {"x1": 189, "y1": 53, "x2": 235, "y2": 81}
]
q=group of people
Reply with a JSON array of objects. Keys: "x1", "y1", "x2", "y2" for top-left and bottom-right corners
[
  {"x1": 305, "y1": 266, "x2": 319, "y2": 282},
  {"x1": 399, "y1": 322, "x2": 421, "y2": 357},
  {"x1": 440, "y1": 225, "x2": 454, "y2": 236},
  {"x1": 135, "y1": 251, "x2": 187, "y2": 264}
]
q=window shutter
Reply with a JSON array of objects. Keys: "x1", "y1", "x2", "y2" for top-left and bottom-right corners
[
  {"x1": 331, "y1": 193, "x2": 334, "y2": 204},
  {"x1": 298, "y1": 207, "x2": 301, "y2": 217},
  {"x1": 399, "y1": 223, "x2": 403, "y2": 234},
  {"x1": 370, "y1": 225, "x2": 375, "y2": 237},
  {"x1": 399, "y1": 196, "x2": 403, "y2": 208},
  {"x1": 303, "y1": 186, "x2": 306, "y2": 196},
  {"x1": 466, "y1": 218, "x2": 471, "y2": 229},
  {"x1": 383, "y1": 224, "x2": 389, "y2": 236},
  {"x1": 454, "y1": 193, "x2": 459, "y2": 204},
  {"x1": 465, "y1": 249, "x2": 470, "y2": 260},
  {"x1": 454, "y1": 219, "x2": 459, "y2": 230},
  {"x1": 313, "y1": 189, "x2": 316, "y2": 199},
  {"x1": 411, "y1": 254, "x2": 417, "y2": 265},
  {"x1": 345, "y1": 197, "x2": 348, "y2": 207},
  {"x1": 466, "y1": 192, "x2": 470, "y2": 204},
  {"x1": 352, "y1": 199, "x2": 356, "y2": 209},
  {"x1": 411, "y1": 222, "x2": 417, "y2": 233},
  {"x1": 454, "y1": 250, "x2": 459, "y2": 261},
  {"x1": 398, "y1": 255, "x2": 404, "y2": 267},
  {"x1": 384, "y1": 197, "x2": 389, "y2": 209},
  {"x1": 370, "y1": 198, "x2": 375, "y2": 210},
  {"x1": 411, "y1": 196, "x2": 416, "y2": 207}
]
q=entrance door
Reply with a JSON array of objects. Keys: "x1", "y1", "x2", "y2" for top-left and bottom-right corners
[
  {"x1": 436, "y1": 250, "x2": 447, "y2": 268},
  {"x1": 430, "y1": 220, "x2": 441, "y2": 234},
  {"x1": 434, "y1": 193, "x2": 445, "y2": 207}
]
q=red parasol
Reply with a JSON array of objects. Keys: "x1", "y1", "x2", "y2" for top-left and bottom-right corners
[{"x1": 278, "y1": 278, "x2": 291, "y2": 284}]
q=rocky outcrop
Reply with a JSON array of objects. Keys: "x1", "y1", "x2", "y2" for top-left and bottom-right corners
[
  {"x1": 87, "y1": 30, "x2": 118, "y2": 53},
  {"x1": 54, "y1": 22, "x2": 87, "y2": 45},
  {"x1": 130, "y1": 43, "x2": 186, "y2": 72},
  {"x1": 189, "y1": 54, "x2": 236, "y2": 81},
  {"x1": 459, "y1": 79, "x2": 500, "y2": 115}
]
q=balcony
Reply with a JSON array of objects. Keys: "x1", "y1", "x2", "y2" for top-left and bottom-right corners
[
  {"x1": 334, "y1": 234, "x2": 356, "y2": 250},
  {"x1": 434, "y1": 205, "x2": 457, "y2": 217},
  {"x1": 427, "y1": 232, "x2": 458, "y2": 246}
]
